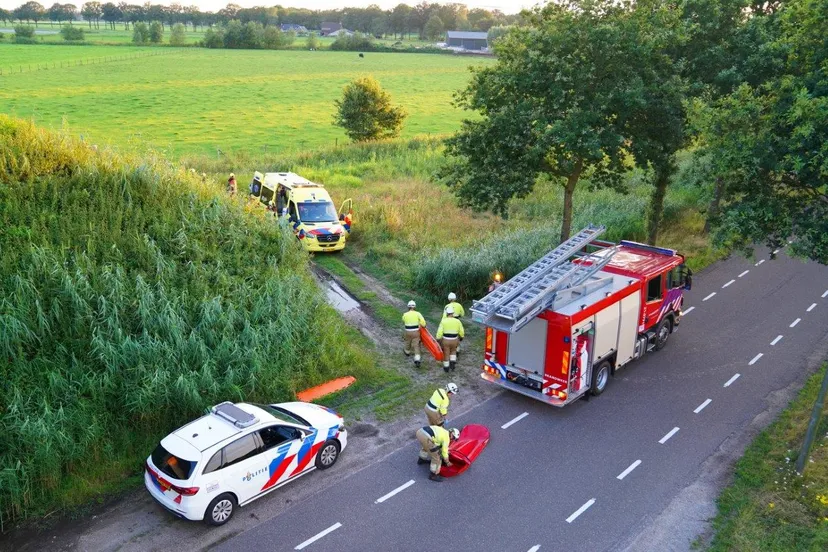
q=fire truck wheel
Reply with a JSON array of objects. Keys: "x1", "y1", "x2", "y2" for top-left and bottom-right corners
[
  {"x1": 655, "y1": 318, "x2": 672, "y2": 351},
  {"x1": 591, "y1": 361, "x2": 611, "y2": 396}
]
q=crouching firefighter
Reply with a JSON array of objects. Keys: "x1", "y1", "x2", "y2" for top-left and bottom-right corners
[
  {"x1": 425, "y1": 383, "x2": 458, "y2": 426},
  {"x1": 402, "y1": 300, "x2": 426, "y2": 367},
  {"x1": 436, "y1": 306, "x2": 464, "y2": 372},
  {"x1": 416, "y1": 425, "x2": 460, "y2": 482}
]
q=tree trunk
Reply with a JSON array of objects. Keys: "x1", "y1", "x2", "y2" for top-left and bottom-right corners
[
  {"x1": 560, "y1": 158, "x2": 583, "y2": 244},
  {"x1": 704, "y1": 176, "x2": 725, "y2": 234},
  {"x1": 647, "y1": 163, "x2": 671, "y2": 245}
]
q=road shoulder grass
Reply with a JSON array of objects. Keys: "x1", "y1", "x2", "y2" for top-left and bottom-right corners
[{"x1": 706, "y1": 365, "x2": 828, "y2": 551}]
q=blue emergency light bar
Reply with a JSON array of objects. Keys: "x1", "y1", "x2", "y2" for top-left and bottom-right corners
[{"x1": 619, "y1": 240, "x2": 677, "y2": 257}]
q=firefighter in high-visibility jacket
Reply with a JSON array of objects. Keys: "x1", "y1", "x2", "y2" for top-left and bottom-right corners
[
  {"x1": 416, "y1": 425, "x2": 460, "y2": 482},
  {"x1": 436, "y1": 306, "x2": 464, "y2": 372},
  {"x1": 425, "y1": 383, "x2": 458, "y2": 426},
  {"x1": 402, "y1": 300, "x2": 426, "y2": 367},
  {"x1": 443, "y1": 292, "x2": 465, "y2": 355}
]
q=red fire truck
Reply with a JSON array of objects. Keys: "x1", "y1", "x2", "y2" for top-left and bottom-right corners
[{"x1": 471, "y1": 225, "x2": 692, "y2": 406}]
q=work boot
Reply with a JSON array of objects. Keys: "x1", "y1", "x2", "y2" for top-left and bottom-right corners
[
  {"x1": 404, "y1": 351, "x2": 411, "y2": 357},
  {"x1": 414, "y1": 360, "x2": 421, "y2": 368},
  {"x1": 443, "y1": 365, "x2": 450, "y2": 373},
  {"x1": 417, "y1": 458, "x2": 429, "y2": 465},
  {"x1": 429, "y1": 473, "x2": 444, "y2": 482},
  {"x1": 450, "y1": 361, "x2": 456, "y2": 371}
]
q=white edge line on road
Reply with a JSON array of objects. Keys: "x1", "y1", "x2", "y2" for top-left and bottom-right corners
[
  {"x1": 501, "y1": 412, "x2": 529, "y2": 429},
  {"x1": 683, "y1": 306, "x2": 695, "y2": 315},
  {"x1": 566, "y1": 499, "x2": 596, "y2": 523},
  {"x1": 528, "y1": 546, "x2": 541, "y2": 552},
  {"x1": 724, "y1": 373, "x2": 741, "y2": 387},
  {"x1": 694, "y1": 399, "x2": 712, "y2": 414},
  {"x1": 722, "y1": 279, "x2": 735, "y2": 288},
  {"x1": 772, "y1": 249, "x2": 779, "y2": 255},
  {"x1": 771, "y1": 335, "x2": 783, "y2": 346},
  {"x1": 756, "y1": 259, "x2": 766, "y2": 266},
  {"x1": 659, "y1": 427, "x2": 680, "y2": 444},
  {"x1": 375, "y1": 480, "x2": 415, "y2": 504},
  {"x1": 790, "y1": 318, "x2": 801, "y2": 328},
  {"x1": 295, "y1": 523, "x2": 342, "y2": 550},
  {"x1": 822, "y1": 290, "x2": 828, "y2": 298},
  {"x1": 703, "y1": 292, "x2": 716, "y2": 301},
  {"x1": 738, "y1": 270, "x2": 749, "y2": 278},
  {"x1": 617, "y1": 460, "x2": 642, "y2": 480},
  {"x1": 807, "y1": 303, "x2": 817, "y2": 312},
  {"x1": 749, "y1": 353, "x2": 764, "y2": 366}
]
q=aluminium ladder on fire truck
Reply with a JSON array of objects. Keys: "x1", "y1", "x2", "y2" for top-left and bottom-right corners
[{"x1": 471, "y1": 224, "x2": 619, "y2": 334}]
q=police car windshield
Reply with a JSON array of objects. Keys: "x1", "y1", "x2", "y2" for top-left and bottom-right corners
[{"x1": 298, "y1": 201, "x2": 337, "y2": 223}]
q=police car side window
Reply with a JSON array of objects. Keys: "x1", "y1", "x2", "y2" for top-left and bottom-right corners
[
  {"x1": 203, "y1": 450, "x2": 223, "y2": 474},
  {"x1": 222, "y1": 434, "x2": 261, "y2": 468},
  {"x1": 259, "y1": 425, "x2": 299, "y2": 451}
]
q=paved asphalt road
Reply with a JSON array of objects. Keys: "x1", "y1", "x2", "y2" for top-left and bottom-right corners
[{"x1": 217, "y1": 248, "x2": 828, "y2": 552}]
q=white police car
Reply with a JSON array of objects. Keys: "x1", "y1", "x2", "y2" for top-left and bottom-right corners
[{"x1": 144, "y1": 401, "x2": 347, "y2": 526}]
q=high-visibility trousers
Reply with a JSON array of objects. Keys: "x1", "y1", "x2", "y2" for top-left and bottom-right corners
[
  {"x1": 416, "y1": 428, "x2": 442, "y2": 475},
  {"x1": 425, "y1": 406, "x2": 444, "y2": 426},
  {"x1": 403, "y1": 329, "x2": 421, "y2": 359},
  {"x1": 441, "y1": 338, "x2": 459, "y2": 367}
]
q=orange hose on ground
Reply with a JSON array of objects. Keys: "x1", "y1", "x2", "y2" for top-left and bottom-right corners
[{"x1": 297, "y1": 376, "x2": 356, "y2": 402}]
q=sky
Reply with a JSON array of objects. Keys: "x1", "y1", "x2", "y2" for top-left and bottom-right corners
[{"x1": 0, "y1": 1, "x2": 533, "y2": 14}]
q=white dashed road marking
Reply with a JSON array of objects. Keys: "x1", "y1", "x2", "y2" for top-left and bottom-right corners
[
  {"x1": 749, "y1": 353, "x2": 764, "y2": 366},
  {"x1": 694, "y1": 399, "x2": 712, "y2": 414},
  {"x1": 617, "y1": 460, "x2": 642, "y2": 480},
  {"x1": 501, "y1": 412, "x2": 529, "y2": 429},
  {"x1": 822, "y1": 290, "x2": 828, "y2": 298},
  {"x1": 375, "y1": 480, "x2": 415, "y2": 504},
  {"x1": 566, "y1": 499, "x2": 595, "y2": 523},
  {"x1": 771, "y1": 335, "x2": 783, "y2": 346},
  {"x1": 756, "y1": 259, "x2": 765, "y2": 266},
  {"x1": 790, "y1": 318, "x2": 801, "y2": 328},
  {"x1": 772, "y1": 249, "x2": 779, "y2": 255},
  {"x1": 807, "y1": 303, "x2": 817, "y2": 312},
  {"x1": 722, "y1": 279, "x2": 735, "y2": 288},
  {"x1": 683, "y1": 306, "x2": 695, "y2": 315},
  {"x1": 724, "y1": 373, "x2": 741, "y2": 387},
  {"x1": 295, "y1": 523, "x2": 342, "y2": 550},
  {"x1": 528, "y1": 546, "x2": 541, "y2": 552},
  {"x1": 738, "y1": 270, "x2": 749, "y2": 278},
  {"x1": 703, "y1": 292, "x2": 716, "y2": 301},
  {"x1": 659, "y1": 427, "x2": 680, "y2": 444}
]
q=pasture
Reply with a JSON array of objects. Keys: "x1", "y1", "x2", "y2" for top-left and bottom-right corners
[{"x1": 0, "y1": 44, "x2": 489, "y2": 155}]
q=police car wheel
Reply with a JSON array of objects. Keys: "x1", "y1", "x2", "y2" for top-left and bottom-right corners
[
  {"x1": 315, "y1": 440, "x2": 340, "y2": 470},
  {"x1": 655, "y1": 318, "x2": 672, "y2": 351},
  {"x1": 590, "y1": 361, "x2": 611, "y2": 396},
  {"x1": 204, "y1": 493, "x2": 236, "y2": 526}
]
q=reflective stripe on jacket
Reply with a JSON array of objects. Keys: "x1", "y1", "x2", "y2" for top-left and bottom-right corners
[
  {"x1": 436, "y1": 317, "x2": 464, "y2": 340},
  {"x1": 423, "y1": 425, "x2": 451, "y2": 460},
  {"x1": 426, "y1": 388, "x2": 449, "y2": 415},
  {"x1": 402, "y1": 310, "x2": 426, "y2": 330}
]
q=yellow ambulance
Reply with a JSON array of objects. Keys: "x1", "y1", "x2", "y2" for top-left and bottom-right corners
[{"x1": 258, "y1": 172, "x2": 353, "y2": 253}]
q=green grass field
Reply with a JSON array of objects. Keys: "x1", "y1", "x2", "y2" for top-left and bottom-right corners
[{"x1": 0, "y1": 44, "x2": 487, "y2": 156}]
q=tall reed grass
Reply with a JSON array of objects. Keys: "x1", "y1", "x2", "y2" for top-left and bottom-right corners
[{"x1": 0, "y1": 116, "x2": 375, "y2": 528}]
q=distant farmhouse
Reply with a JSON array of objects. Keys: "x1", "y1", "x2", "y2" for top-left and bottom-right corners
[
  {"x1": 445, "y1": 31, "x2": 489, "y2": 51},
  {"x1": 320, "y1": 22, "x2": 343, "y2": 36},
  {"x1": 326, "y1": 28, "x2": 354, "y2": 38},
  {"x1": 280, "y1": 23, "x2": 308, "y2": 34}
]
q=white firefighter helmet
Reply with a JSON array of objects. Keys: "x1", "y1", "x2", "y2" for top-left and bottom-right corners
[
  {"x1": 407, "y1": 300, "x2": 416, "y2": 308},
  {"x1": 445, "y1": 305, "x2": 455, "y2": 315},
  {"x1": 446, "y1": 382, "x2": 458, "y2": 394},
  {"x1": 448, "y1": 292, "x2": 457, "y2": 301},
  {"x1": 449, "y1": 428, "x2": 460, "y2": 440}
]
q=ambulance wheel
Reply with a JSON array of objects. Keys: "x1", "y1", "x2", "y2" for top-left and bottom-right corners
[
  {"x1": 315, "y1": 440, "x2": 340, "y2": 470},
  {"x1": 655, "y1": 318, "x2": 672, "y2": 351},
  {"x1": 591, "y1": 361, "x2": 611, "y2": 396}
]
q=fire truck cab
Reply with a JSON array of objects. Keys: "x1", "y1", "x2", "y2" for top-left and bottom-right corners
[{"x1": 473, "y1": 225, "x2": 691, "y2": 406}]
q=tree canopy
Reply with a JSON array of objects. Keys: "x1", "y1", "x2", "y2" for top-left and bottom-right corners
[{"x1": 333, "y1": 77, "x2": 407, "y2": 142}]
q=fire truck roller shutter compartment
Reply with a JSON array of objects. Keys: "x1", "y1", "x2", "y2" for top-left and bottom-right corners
[
  {"x1": 506, "y1": 317, "x2": 548, "y2": 377},
  {"x1": 593, "y1": 302, "x2": 621, "y2": 364},
  {"x1": 616, "y1": 291, "x2": 641, "y2": 368},
  {"x1": 571, "y1": 319, "x2": 594, "y2": 393}
]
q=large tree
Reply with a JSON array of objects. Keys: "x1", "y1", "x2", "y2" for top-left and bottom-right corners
[
  {"x1": 698, "y1": 0, "x2": 828, "y2": 263},
  {"x1": 15, "y1": 2, "x2": 46, "y2": 26},
  {"x1": 440, "y1": 0, "x2": 666, "y2": 242},
  {"x1": 81, "y1": 1, "x2": 102, "y2": 28},
  {"x1": 333, "y1": 77, "x2": 407, "y2": 142}
]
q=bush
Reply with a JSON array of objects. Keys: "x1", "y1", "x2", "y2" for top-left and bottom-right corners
[
  {"x1": 0, "y1": 115, "x2": 375, "y2": 528},
  {"x1": 203, "y1": 27, "x2": 224, "y2": 48},
  {"x1": 13, "y1": 24, "x2": 35, "y2": 39},
  {"x1": 333, "y1": 76, "x2": 407, "y2": 142},
  {"x1": 59, "y1": 25, "x2": 85, "y2": 41},
  {"x1": 262, "y1": 24, "x2": 283, "y2": 49},
  {"x1": 330, "y1": 31, "x2": 375, "y2": 51},
  {"x1": 305, "y1": 33, "x2": 319, "y2": 50},
  {"x1": 149, "y1": 21, "x2": 163, "y2": 43},
  {"x1": 132, "y1": 22, "x2": 149, "y2": 44},
  {"x1": 169, "y1": 22, "x2": 186, "y2": 46}
]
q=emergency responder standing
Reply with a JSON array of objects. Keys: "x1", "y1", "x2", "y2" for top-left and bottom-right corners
[
  {"x1": 416, "y1": 425, "x2": 459, "y2": 482},
  {"x1": 227, "y1": 173, "x2": 237, "y2": 197},
  {"x1": 488, "y1": 272, "x2": 503, "y2": 293},
  {"x1": 402, "y1": 300, "x2": 426, "y2": 367},
  {"x1": 443, "y1": 292, "x2": 465, "y2": 354},
  {"x1": 436, "y1": 306, "x2": 464, "y2": 372},
  {"x1": 425, "y1": 383, "x2": 458, "y2": 426}
]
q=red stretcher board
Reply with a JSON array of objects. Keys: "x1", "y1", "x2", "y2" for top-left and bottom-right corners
[
  {"x1": 420, "y1": 327, "x2": 444, "y2": 362},
  {"x1": 441, "y1": 424, "x2": 490, "y2": 478}
]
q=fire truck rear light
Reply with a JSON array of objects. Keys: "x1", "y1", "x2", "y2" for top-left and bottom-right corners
[
  {"x1": 485, "y1": 328, "x2": 493, "y2": 351},
  {"x1": 559, "y1": 392, "x2": 567, "y2": 400}
]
